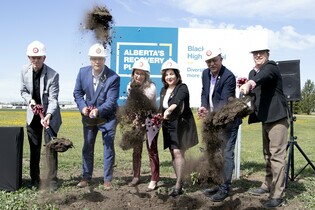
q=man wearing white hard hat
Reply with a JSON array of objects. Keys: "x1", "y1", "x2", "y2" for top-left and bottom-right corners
[
  {"x1": 73, "y1": 43, "x2": 120, "y2": 190},
  {"x1": 199, "y1": 48, "x2": 241, "y2": 202},
  {"x1": 240, "y1": 44, "x2": 288, "y2": 208},
  {"x1": 21, "y1": 40, "x2": 62, "y2": 191}
]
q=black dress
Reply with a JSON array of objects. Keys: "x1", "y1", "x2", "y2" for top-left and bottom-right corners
[{"x1": 159, "y1": 83, "x2": 199, "y2": 150}]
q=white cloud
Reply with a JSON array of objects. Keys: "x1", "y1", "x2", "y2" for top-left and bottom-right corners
[
  {"x1": 187, "y1": 18, "x2": 315, "y2": 51},
  {"x1": 267, "y1": 26, "x2": 315, "y2": 50},
  {"x1": 166, "y1": 0, "x2": 315, "y2": 19},
  {"x1": 188, "y1": 18, "x2": 235, "y2": 29}
]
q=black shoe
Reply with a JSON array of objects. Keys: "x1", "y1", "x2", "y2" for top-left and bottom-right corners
[
  {"x1": 203, "y1": 186, "x2": 219, "y2": 195},
  {"x1": 169, "y1": 186, "x2": 183, "y2": 197},
  {"x1": 210, "y1": 189, "x2": 229, "y2": 202},
  {"x1": 30, "y1": 179, "x2": 40, "y2": 189},
  {"x1": 49, "y1": 182, "x2": 58, "y2": 192},
  {"x1": 263, "y1": 198, "x2": 284, "y2": 209},
  {"x1": 248, "y1": 187, "x2": 269, "y2": 196}
]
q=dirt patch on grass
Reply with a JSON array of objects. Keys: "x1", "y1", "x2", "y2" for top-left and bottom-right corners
[{"x1": 31, "y1": 169, "x2": 302, "y2": 210}]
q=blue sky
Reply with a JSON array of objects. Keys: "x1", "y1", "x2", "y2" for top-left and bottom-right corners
[{"x1": 1, "y1": 0, "x2": 315, "y2": 102}]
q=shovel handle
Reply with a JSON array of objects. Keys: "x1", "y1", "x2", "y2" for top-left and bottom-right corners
[
  {"x1": 31, "y1": 104, "x2": 55, "y2": 138},
  {"x1": 45, "y1": 127, "x2": 55, "y2": 139}
]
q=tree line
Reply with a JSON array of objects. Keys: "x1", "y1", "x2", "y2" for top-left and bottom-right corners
[{"x1": 293, "y1": 79, "x2": 315, "y2": 115}]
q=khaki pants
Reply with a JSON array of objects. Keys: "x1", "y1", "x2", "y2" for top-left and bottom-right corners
[{"x1": 261, "y1": 118, "x2": 289, "y2": 199}]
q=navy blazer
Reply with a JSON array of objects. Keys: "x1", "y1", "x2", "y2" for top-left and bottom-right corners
[
  {"x1": 248, "y1": 60, "x2": 289, "y2": 124},
  {"x1": 200, "y1": 65, "x2": 241, "y2": 127},
  {"x1": 73, "y1": 65, "x2": 120, "y2": 132}
]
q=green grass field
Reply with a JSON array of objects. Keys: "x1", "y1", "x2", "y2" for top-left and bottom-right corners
[{"x1": 0, "y1": 109, "x2": 314, "y2": 209}]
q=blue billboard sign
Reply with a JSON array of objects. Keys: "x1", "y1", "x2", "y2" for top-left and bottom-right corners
[{"x1": 110, "y1": 27, "x2": 178, "y2": 105}]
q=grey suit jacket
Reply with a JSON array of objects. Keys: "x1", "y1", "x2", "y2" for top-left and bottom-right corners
[{"x1": 20, "y1": 64, "x2": 62, "y2": 133}]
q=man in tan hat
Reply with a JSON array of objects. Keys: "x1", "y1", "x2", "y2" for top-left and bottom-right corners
[{"x1": 240, "y1": 44, "x2": 289, "y2": 208}]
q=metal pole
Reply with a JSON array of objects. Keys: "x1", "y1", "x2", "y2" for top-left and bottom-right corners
[{"x1": 235, "y1": 125, "x2": 242, "y2": 179}]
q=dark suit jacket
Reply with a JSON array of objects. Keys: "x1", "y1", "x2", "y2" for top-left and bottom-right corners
[
  {"x1": 200, "y1": 65, "x2": 241, "y2": 127},
  {"x1": 248, "y1": 60, "x2": 288, "y2": 124},
  {"x1": 159, "y1": 83, "x2": 198, "y2": 150},
  {"x1": 73, "y1": 65, "x2": 120, "y2": 133}
]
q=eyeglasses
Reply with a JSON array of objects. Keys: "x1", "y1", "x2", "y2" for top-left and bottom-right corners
[
  {"x1": 90, "y1": 57, "x2": 105, "y2": 61},
  {"x1": 205, "y1": 57, "x2": 220, "y2": 64},
  {"x1": 252, "y1": 50, "x2": 268, "y2": 56},
  {"x1": 134, "y1": 72, "x2": 145, "y2": 77},
  {"x1": 29, "y1": 56, "x2": 44, "y2": 60}
]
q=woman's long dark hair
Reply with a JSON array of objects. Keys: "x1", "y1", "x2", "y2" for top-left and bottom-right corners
[{"x1": 161, "y1": 69, "x2": 182, "y2": 89}]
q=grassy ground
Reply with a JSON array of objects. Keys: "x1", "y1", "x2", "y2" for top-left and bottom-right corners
[{"x1": 0, "y1": 109, "x2": 314, "y2": 209}]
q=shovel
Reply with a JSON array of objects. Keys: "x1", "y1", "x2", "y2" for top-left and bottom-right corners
[
  {"x1": 31, "y1": 104, "x2": 73, "y2": 152},
  {"x1": 32, "y1": 104, "x2": 57, "y2": 140}
]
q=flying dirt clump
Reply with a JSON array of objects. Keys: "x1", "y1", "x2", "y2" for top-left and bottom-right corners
[
  {"x1": 117, "y1": 84, "x2": 158, "y2": 150},
  {"x1": 83, "y1": 5, "x2": 114, "y2": 45},
  {"x1": 185, "y1": 96, "x2": 254, "y2": 185}
]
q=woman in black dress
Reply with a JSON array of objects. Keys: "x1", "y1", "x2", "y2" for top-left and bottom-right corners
[{"x1": 159, "y1": 58, "x2": 199, "y2": 197}]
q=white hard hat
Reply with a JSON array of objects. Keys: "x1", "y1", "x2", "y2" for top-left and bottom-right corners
[
  {"x1": 26, "y1": 41, "x2": 46, "y2": 56},
  {"x1": 161, "y1": 58, "x2": 179, "y2": 72},
  {"x1": 88, "y1": 43, "x2": 106, "y2": 57},
  {"x1": 250, "y1": 42, "x2": 270, "y2": 53},
  {"x1": 132, "y1": 58, "x2": 150, "y2": 73},
  {"x1": 204, "y1": 48, "x2": 222, "y2": 61}
]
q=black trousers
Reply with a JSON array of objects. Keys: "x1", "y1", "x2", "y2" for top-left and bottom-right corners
[{"x1": 26, "y1": 115, "x2": 58, "y2": 184}]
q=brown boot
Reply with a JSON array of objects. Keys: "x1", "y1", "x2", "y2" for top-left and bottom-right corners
[
  {"x1": 128, "y1": 177, "x2": 140, "y2": 187},
  {"x1": 103, "y1": 181, "x2": 113, "y2": 190},
  {"x1": 77, "y1": 179, "x2": 89, "y2": 188}
]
